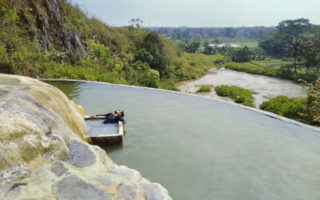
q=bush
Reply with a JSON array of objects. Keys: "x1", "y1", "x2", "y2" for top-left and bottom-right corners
[
  {"x1": 215, "y1": 85, "x2": 254, "y2": 107},
  {"x1": 134, "y1": 48, "x2": 153, "y2": 64},
  {"x1": 197, "y1": 85, "x2": 212, "y2": 93},
  {"x1": 303, "y1": 79, "x2": 320, "y2": 125},
  {"x1": 260, "y1": 96, "x2": 306, "y2": 120},
  {"x1": 158, "y1": 79, "x2": 179, "y2": 91},
  {"x1": 212, "y1": 54, "x2": 231, "y2": 65}
]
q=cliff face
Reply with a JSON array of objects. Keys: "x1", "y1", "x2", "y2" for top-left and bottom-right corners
[
  {"x1": 19, "y1": 0, "x2": 86, "y2": 60},
  {"x1": 0, "y1": 74, "x2": 172, "y2": 200}
]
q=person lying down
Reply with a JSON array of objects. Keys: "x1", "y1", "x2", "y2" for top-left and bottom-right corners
[{"x1": 90, "y1": 110, "x2": 126, "y2": 125}]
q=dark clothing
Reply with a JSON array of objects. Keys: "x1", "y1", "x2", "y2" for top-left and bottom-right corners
[{"x1": 100, "y1": 113, "x2": 125, "y2": 124}]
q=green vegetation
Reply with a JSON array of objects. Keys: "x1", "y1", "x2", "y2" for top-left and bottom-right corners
[
  {"x1": 215, "y1": 85, "x2": 254, "y2": 107},
  {"x1": 224, "y1": 62, "x2": 280, "y2": 77},
  {"x1": 170, "y1": 18, "x2": 320, "y2": 85},
  {"x1": 212, "y1": 54, "x2": 231, "y2": 65},
  {"x1": 196, "y1": 85, "x2": 212, "y2": 93},
  {"x1": 260, "y1": 96, "x2": 306, "y2": 120},
  {"x1": 224, "y1": 61, "x2": 319, "y2": 83},
  {"x1": 149, "y1": 27, "x2": 273, "y2": 41},
  {"x1": 303, "y1": 78, "x2": 320, "y2": 125},
  {"x1": 178, "y1": 39, "x2": 200, "y2": 53},
  {"x1": 259, "y1": 18, "x2": 320, "y2": 82},
  {"x1": 260, "y1": 78, "x2": 320, "y2": 126},
  {"x1": 0, "y1": 0, "x2": 216, "y2": 90},
  {"x1": 204, "y1": 38, "x2": 259, "y2": 48}
]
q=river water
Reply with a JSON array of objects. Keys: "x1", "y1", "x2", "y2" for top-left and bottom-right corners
[
  {"x1": 46, "y1": 81, "x2": 320, "y2": 200},
  {"x1": 178, "y1": 68, "x2": 307, "y2": 107}
]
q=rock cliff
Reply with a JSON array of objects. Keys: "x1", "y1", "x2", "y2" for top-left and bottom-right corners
[{"x1": 0, "y1": 74, "x2": 172, "y2": 200}]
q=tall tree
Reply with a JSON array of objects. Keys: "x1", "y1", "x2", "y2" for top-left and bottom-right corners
[
  {"x1": 259, "y1": 18, "x2": 312, "y2": 59},
  {"x1": 143, "y1": 32, "x2": 169, "y2": 78},
  {"x1": 286, "y1": 35, "x2": 308, "y2": 72},
  {"x1": 277, "y1": 18, "x2": 311, "y2": 38}
]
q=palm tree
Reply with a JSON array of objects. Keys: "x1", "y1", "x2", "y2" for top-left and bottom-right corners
[{"x1": 285, "y1": 35, "x2": 308, "y2": 73}]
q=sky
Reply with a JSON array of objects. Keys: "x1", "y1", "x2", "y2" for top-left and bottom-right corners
[{"x1": 73, "y1": 0, "x2": 320, "y2": 27}]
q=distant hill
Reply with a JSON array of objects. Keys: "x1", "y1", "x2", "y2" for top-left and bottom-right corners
[{"x1": 146, "y1": 26, "x2": 276, "y2": 40}]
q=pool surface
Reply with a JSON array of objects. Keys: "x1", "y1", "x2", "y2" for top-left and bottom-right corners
[{"x1": 46, "y1": 81, "x2": 320, "y2": 200}]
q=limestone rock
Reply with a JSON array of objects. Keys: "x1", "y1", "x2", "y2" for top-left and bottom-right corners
[
  {"x1": 0, "y1": 74, "x2": 172, "y2": 200},
  {"x1": 53, "y1": 175, "x2": 110, "y2": 200},
  {"x1": 50, "y1": 162, "x2": 68, "y2": 177},
  {"x1": 67, "y1": 142, "x2": 96, "y2": 168}
]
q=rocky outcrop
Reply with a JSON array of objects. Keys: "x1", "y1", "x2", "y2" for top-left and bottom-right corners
[
  {"x1": 0, "y1": 74, "x2": 172, "y2": 200},
  {"x1": 17, "y1": 0, "x2": 87, "y2": 60}
]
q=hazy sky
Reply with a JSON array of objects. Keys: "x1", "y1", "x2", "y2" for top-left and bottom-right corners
[{"x1": 73, "y1": 0, "x2": 320, "y2": 27}]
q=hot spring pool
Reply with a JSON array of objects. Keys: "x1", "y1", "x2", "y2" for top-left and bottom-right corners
[{"x1": 46, "y1": 80, "x2": 320, "y2": 200}]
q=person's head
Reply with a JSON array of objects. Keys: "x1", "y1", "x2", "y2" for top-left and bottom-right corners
[{"x1": 114, "y1": 109, "x2": 125, "y2": 117}]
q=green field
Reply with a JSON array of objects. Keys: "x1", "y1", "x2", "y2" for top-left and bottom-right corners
[{"x1": 206, "y1": 38, "x2": 259, "y2": 48}]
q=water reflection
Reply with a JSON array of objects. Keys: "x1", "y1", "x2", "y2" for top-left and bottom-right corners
[
  {"x1": 103, "y1": 145, "x2": 124, "y2": 154},
  {"x1": 44, "y1": 80, "x2": 83, "y2": 99}
]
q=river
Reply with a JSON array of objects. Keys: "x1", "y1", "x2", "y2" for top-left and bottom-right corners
[{"x1": 178, "y1": 68, "x2": 307, "y2": 108}]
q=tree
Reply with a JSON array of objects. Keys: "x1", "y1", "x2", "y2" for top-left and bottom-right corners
[
  {"x1": 311, "y1": 29, "x2": 320, "y2": 72},
  {"x1": 304, "y1": 78, "x2": 320, "y2": 125},
  {"x1": 143, "y1": 32, "x2": 169, "y2": 79},
  {"x1": 302, "y1": 44, "x2": 319, "y2": 74},
  {"x1": 277, "y1": 18, "x2": 311, "y2": 38},
  {"x1": 224, "y1": 27, "x2": 237, "y2": 38},
  {"x1": 286, "y1": 35, "x2": 309, "y2": 72},
  {"x1": 259, "y1": 18, "x2": 312, "y2": 58},
  {"x1": 134, "y1": 48, "x2": 153, "y2": 64},
  {"x1": 178, "y1": 39, "x2": 200, "y2": 53},
  {"x1": 203, "y1": 41, "x2": 212, "y2": 55},
  {"x1": 128, "y1": 18, "x2": 143, "y2": 28},
  {"x1": 231, "y1": 46, "x2": 251, "y2": 62}
]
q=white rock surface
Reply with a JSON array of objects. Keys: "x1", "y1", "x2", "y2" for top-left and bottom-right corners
[{"x1": 0, "y1": 74, "x2": 172, "y2": 200}]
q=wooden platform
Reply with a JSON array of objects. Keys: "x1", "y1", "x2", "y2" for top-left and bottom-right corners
[{"x1": 85, "y1": 117, "x2": 124, "y2": 146}]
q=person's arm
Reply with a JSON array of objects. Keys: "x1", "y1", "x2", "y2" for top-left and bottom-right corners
[{"x1": 118, "y1": 117, "x2": 126, "y2": 125}]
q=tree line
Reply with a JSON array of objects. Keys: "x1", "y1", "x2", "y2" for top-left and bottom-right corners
[
  {"x1": 147, "y1": 26, "x2": 274, "y2": 40},
  {"x1": 259, "y1": 18, "x2": 320, "y2": 74}
]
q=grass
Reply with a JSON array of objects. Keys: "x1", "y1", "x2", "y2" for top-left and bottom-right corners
[
  {"x1": 260, "y1": 96, "x2": 306, "y2": 121},
  {"x1": 197, "y1": 85, "x2": 212, "y2": 93},
  {"x1": 206, "y1": 38, "x2": 259, "y2": 48},
  {"x1": 215, "y1": 85, "x2": 254, "y2": 107},
  {"x1": 224, "y1": 61, "x2": 319, "y2": 83},
  {"x1": 224, "y1": 62, "x2": 280, "y2": 77}
]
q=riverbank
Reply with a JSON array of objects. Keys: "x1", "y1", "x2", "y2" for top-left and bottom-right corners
[{"x1": 178, "y1": 68, "x2": 307, "y2": 108}]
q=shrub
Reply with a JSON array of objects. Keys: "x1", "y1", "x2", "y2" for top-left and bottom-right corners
[
  {"x1": 134, "y1": 48, "x2": 153, "y2": 64},
  {"x1": 260, "y1": 96, "x2": 306, "y2": 120},
  {"x1": 158, "y1": 79, "x2": 179, "y2": 91},
  {"x1": 212, "y1": 54, "x2": 231, "y2": 65},
  {"x1": 197, "y1": 85, "x2": 212, "y2": 93},
  {"x1": 215, "y1": 85, "x2": 254, "y2": 107},
  {"x1": 303, "y1": 78, "x2": 320, "y2": 125}
]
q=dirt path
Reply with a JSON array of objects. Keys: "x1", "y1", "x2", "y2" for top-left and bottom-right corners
[{"x1": 178, "y1": 68, "x2": 308, "y2": 108}]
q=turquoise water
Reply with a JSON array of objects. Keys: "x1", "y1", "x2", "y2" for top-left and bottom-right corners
[{"x1": 46, "y1": 81, "x2": 320, "y2": 200}]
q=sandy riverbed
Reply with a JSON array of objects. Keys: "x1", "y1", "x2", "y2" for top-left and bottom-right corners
[{"x1": 178, "y1": 68, "x2": 307, "y2": 108}]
